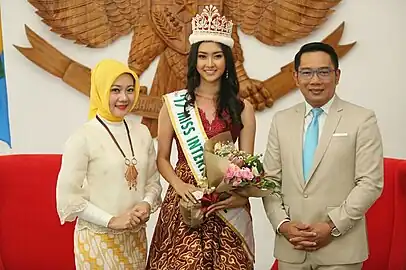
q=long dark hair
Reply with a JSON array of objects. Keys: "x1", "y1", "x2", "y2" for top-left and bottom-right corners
[{"x1": 184, "y1": 41, "x2": 243, "y2": 128}]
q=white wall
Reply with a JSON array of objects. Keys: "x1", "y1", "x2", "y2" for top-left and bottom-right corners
[{"x1": 2, "y1": 0, "x2": 406, "y2": 269}]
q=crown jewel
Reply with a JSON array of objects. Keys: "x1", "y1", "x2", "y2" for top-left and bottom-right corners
[{"x1": 189, "y1": 5, "x2": 234, "y2": 48}]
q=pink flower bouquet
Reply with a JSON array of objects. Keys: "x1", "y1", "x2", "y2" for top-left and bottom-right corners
[
  {"x1": 198, "y1": 131, "x2": 281, "y2": 198},
  {"x1": 179, "y1": 131, "x2": 281, "y2": 228}
]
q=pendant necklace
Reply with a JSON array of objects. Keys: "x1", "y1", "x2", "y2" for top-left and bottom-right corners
[{"x1": 96, "y1": 115, "x2": 138, "y2": 190}]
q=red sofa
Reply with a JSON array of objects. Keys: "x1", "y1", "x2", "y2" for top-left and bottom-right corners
[
  {"x1": 0, "y1": 155, "x2": 405, "y2": 269},
  {"x1": 271, "y1": 158, "x2": 406, "y2": 270},
  {"x1": 0, "y1": 155, "x2": 75, "y2": 270}
]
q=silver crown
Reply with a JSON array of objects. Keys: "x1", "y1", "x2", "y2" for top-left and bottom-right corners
[{"x1": 189, "y1": 5, "x2": 234, "y2": 48}]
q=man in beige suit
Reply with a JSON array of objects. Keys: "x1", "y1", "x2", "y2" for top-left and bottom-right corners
[{"x1": 263, "y1": 42, "x2": 383, "y2": 270}]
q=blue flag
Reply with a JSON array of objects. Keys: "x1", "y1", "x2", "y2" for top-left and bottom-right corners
[{"x1": 0, "y1": 52, "x2": 11, "y2": 148}]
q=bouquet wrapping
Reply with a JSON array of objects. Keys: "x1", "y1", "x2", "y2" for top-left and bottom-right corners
[{"x1": 179, "y1": 131, "x2": 281, "y2": 227}]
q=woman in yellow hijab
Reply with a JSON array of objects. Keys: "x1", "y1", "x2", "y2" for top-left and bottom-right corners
[{"x1": 56, "y1": 59, "x2": 162, "y2": 269}]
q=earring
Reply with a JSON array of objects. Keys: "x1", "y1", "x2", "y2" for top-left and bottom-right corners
[{"x1": 225, "y1": 70, "x2": 229, "y2": 79}]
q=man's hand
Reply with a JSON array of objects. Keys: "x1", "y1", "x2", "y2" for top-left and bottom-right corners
[
  {"x1": 290, "y1": 222, "x2": 333, "y2": 251},
  {"x1": 279, "y1": 221, "x2": 317, "y2": 249}
]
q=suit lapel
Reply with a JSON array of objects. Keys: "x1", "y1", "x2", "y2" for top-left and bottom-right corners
[
  {"x1": 305, "y1": 98, "x2": 343, "y2": 187},
  {"x1": 293, "y1": 103, "x2": 306, "y2": 189}
]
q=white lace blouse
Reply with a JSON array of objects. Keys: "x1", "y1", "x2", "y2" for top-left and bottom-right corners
[{"x1": 56, "y1": 116, "x2": 162, "y2": 233}]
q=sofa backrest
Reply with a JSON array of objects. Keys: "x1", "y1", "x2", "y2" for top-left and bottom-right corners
[
  {"x1": 0, "y1": 154, "x2": 75, "y2": 270},
  {"x1": 1, "y1": 155, "x2": 405, "y2": 270},
  {"x1": 363, "y1": 158, "x2": 406, "y2": 270}
]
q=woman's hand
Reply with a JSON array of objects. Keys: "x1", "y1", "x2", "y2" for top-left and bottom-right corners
[
  {"x1": 173, "y1": 180, "x2": 199, "y2": 204},
  {"x1": 107, "y1": 210, "x2": 141, "y2": 230},
  {"x1": 131, "y1": 202, "x2": 151, "y2": 223},
  {"x1": 205, "y1": 192, "x2": 248, "y2": 216}
]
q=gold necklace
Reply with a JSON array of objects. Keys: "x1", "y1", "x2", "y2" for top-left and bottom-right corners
[{"x1": 96, "y1": 115, "x2": 138, "y2": 190}]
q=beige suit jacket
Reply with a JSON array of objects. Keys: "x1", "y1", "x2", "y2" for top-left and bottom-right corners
[{"x1": 262, "y1": 97, "x2": 383, "y2": 265}]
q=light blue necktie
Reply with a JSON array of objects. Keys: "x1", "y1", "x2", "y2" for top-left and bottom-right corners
[{"x1": 303, "y1": 108, "x2": 323, "y2": 181}]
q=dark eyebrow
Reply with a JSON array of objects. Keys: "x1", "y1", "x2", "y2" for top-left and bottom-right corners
[
  {"x1": 299, "y1": 66, "x2": 330, "y2": 70},
  {"x1": 197, "y1": 51, "x2": 223, "y2": 54},
  {"x1": 111, "y1": 84, "x2": 134, "y2": 88}
]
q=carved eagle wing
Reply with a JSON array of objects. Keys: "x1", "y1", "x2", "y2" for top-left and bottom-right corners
[
  {"x1": 224, "y1": 0, "x2": 341, "y2": 46},
  {"x1": 28, "y1": 0, "x2": 146, "y2": 48}
]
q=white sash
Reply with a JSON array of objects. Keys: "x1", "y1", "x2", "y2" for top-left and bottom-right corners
[
  {"x1": 163, "y1": 89, "x2": 208, "y2": 181},
  {"x1": 217, "y1": 208, "x2": 255, "y2": 262},
  {"x1": 164, "y1": 89, "x2": 255, "y2": 262}
]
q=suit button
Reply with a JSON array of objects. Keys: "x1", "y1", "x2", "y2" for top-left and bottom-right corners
[{"x1": 303, "y1": 194, "x2": 308, "y2": 198}]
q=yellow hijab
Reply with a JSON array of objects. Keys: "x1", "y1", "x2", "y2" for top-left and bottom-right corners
[{"x1": 88, "y1": 59, "x2": 140, "y2": 122}]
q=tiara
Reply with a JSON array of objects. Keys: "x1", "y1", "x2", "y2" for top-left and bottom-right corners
[{"x1": 189, "y1": 5, "x2": 234, "y2": 48}]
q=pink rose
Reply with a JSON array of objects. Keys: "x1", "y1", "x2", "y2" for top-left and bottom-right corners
[
  {"x1": 225, "y1": 164, "x2": 239, "y2": 180},
  {"x1": 240, "y1": 167, "x2": 254, "y2": 180}
]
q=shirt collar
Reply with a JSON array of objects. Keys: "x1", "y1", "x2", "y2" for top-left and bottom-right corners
[{"x1": 305, "y1": 95, "x2": 336, "y2": 117}]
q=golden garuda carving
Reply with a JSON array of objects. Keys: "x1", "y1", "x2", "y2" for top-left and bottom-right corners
[{"x1": 15, "y1": 0, "x2": 355, "y2": 137}]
